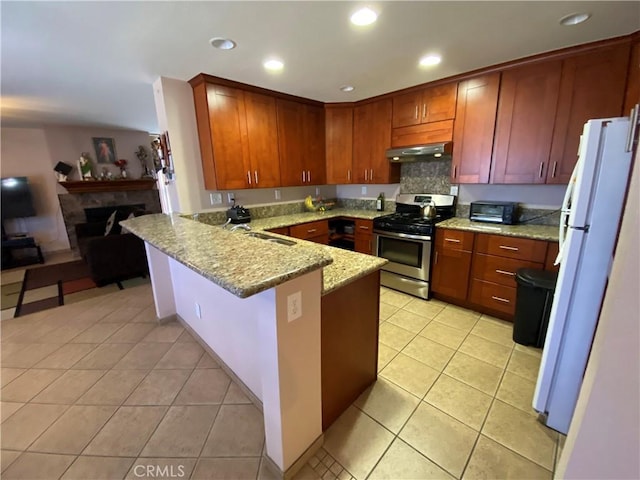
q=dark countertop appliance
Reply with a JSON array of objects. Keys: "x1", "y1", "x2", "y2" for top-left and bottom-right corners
[
  {"x1": 226, "y1": 205, "x2": 251, "y2": 224},
  {"x1": 373, "y1": 193, "x2": 456, "y2": 300},
  {"x1": 469, "y1": 201, "x2": 519, "y2": 224}
]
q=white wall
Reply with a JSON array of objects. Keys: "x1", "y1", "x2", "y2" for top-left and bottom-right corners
[
  {"x1": 459, "y1": 184, "x2": 565, "y2": 208},
  {"x1": 336, "y1": 184, "x2": 400, "y2": 201},
  {"x1": 557, "y1": 155, "x2": 639, "y2": 479}
]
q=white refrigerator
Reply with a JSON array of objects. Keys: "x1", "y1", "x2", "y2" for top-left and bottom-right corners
[{"x1": 533, "y1": 113, "x2": 637, "y2": 435}]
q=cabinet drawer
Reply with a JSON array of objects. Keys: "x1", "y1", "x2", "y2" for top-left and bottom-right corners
[
  {"x1": 469, "y1": 278, "x2": 516, "y2": 316},
  {"x1": 308, "y1": 233, "x2": 329, "y2": 245},
  {"x1": 475, "y1": 233, "x2": 547, "y2": 262},
  {"x1": 266, "y1": 226, "x2": 289, "y2": 236},
  {"x1": 391, "y1": 120, "x2": 454, "y2": 148},
  {"x1": 472, "y1": 253, "x2": 543, "y2": 288},
  {"x1": 355, "y1": 219, "x2": 373, "y2": 236},
  {"x1": 289, "y1": 220, "x2": 329, "y2": 240},
  {"x1": 436, "y1": 229, "x2": 475, "y2": 252}
]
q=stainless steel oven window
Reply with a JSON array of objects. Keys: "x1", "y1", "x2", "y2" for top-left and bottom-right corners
[
  {"x1": 377, "y1": 236, "x2": 422, "y2": 268},
  {"x1": 374, "y1": 232, "x2": 432, "y2": 282}
]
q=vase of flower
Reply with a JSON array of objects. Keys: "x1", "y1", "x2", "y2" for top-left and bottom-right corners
[{"x1": 115, "y1": 159, "x2": 128, "y2": 179}]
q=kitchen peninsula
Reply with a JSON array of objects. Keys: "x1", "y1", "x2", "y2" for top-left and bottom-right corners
[{"x1": 120, "y1": 212, "x2": 386, "y2": 478}]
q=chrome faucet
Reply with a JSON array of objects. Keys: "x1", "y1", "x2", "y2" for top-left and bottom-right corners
[
  {"x1": 222, "y1": 218, "x2": 232, "y2": 229},
  {"x1": 229, "y1": 223, "x2": 251, "y2": 232}
]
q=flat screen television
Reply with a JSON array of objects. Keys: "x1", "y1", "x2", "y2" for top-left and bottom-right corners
[{"x1": 1, "y1": 177, "x2": 37, "y2": 219}]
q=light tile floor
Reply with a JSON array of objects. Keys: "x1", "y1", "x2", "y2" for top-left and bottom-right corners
[
  {"x1": 299, "y1": 287, "x2": 562, "y2": 480},
  {"x1": 1, "y1": 280, "x2": 562, "y2": 479}
]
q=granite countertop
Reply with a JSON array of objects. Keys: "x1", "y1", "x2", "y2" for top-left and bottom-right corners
[
  {"x1": 122, "y1": 210, "x2": 387, "y2": 298},
  {"x1": 438, "y1": 218, "x2": 559, "y2": 242}
]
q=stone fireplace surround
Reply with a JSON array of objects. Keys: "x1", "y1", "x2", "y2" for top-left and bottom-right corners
[{"x1": 59, "y1": 189, "x2": 162, "y2": 251}]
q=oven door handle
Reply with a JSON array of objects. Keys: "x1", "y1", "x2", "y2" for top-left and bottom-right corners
[{"x1": 373, "y1": 230, "x2": 432, "y2": 242}]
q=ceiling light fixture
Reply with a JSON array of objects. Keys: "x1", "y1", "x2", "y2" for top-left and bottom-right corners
[
  {"x1": 559, "y1": 12, "x2": 591, "y2": 26},
  {"x1": 264, "y1": 59, "x2": 284, "y2": 71},
  {"x1": 350, "y1": 7, "x2": 378, "y2": 26},
  {"x1": 419, "y1": 54, "x2": 442, "y2": 67},
  {"x1": 340, "y1": 85, "x2": 355, "y2": 92},
  {"x1": 209, "y1": 37, "x2": 237, "y2": 50}
]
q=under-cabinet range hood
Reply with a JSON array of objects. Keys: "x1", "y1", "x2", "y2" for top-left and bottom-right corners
[{"x1": 386, "y1": 142, "x2": 453, "y2": 163}]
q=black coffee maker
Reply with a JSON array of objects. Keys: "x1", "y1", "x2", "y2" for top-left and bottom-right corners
[{"x1": 226, "y1": 205, "x2": 251, "y2": 224}]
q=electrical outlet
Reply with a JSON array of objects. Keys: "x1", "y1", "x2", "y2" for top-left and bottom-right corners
[
  {"x1": 195, "y1": 302, "x2": 202, "y2": 319},
  {"x1": 315, "y1": 187, "x2": 320, "y2": 196},
  {"x1": 210, "y1": 193, "x2": 223, "y2": 205},
  {"x1": 361, "y1": 186, "x2": 367, "y2": 195},
  {"x1": 227, "y1": 193, "x2": 235, "y2": 204},
  {"x1": 287, "y1": 291, "x2": 302, "y2": 322},
  {"x1": 450, "y1": 185, "x2": 459, "y2": 196},
  {"x1": 275, "y1": 189, "x2": 281, "y2": 200}
]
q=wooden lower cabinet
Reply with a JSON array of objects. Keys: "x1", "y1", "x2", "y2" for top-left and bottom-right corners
[
  {"x1": 468, "y1": 279, "x2": 517, "y2": 315},
  {"x1": 289, "y1": 220, "x2": 329, "y2": 244},
  {"x1": 431, "y1": 229, "x2": 475, "y2": 301},
  {"x1": 265, "y1": 226, "x2": 289, "y2": 236},
  {"x1": 321, "y1": 271, "x2": 379, "y2": 430},
  {"x1": 354, "y1": 219, "x2": 374, "y2": 254}
]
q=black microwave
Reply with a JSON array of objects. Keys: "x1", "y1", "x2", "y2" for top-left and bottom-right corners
[{"x1": 469, "y1": 201, "x2": 519, "y2": 224}]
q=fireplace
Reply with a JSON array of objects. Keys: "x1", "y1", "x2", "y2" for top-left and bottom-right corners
[{"x1": 59, "y1": 189, "x2": 162, "y2": 251}]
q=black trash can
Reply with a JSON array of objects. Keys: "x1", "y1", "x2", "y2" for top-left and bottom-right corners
[{"x1": 513, "y1": 268, "x2": 558, "y2": 348}]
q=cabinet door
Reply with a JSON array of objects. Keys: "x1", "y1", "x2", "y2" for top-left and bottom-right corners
[
  {"x1": 355, "y1": 235, "x2": 373, "y2": 254},
  {"x1": 490, "y1": 61, "x2": 562, "y2": 184},
  {"x1": 353, "y1": 99, "x2": 396, "y2": 184},
  {"x1": 352, "y1": 103, "x2": 371, "y2": 183},
  {"x1": 423, "y1": 83, "x2": 457, "y2": 123},
  {"x1": 304, "y1": 104, "x2": 326, "y2": 185},
  {"x1": 451, "y1": 73, "x2": 500, "y2": 184},
  {"x1": 325, "y1": 106, "x2": 354, "y2": 184},
  {"x1": 205, "y1": 84, "x2": 251, "y2": 190},
  {"x1": 244, "y1": 92, "x2": 281, "y2": 188},
  {"x1": 623, "y1": 41, "x2": 640, "y2": 115},
  {"x1": 547, "y1": 44, "x2": 630, "y2": 184},
  {"x1": 432, "y1": 247, "x2": 472, "y2": 300},
  {"x1": 392, "y1": 91, "x2": 422, "y2": 128},
  {"x1": 277, "y1": 99, "x2": 306, "y2": 186}
]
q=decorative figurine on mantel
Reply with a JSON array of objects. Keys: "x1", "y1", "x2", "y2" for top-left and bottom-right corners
[
  {"x1": 115, "y1": 159, "x2": 128, "y2": 178},
  {"x1": 78, "y1": 152, "x2": 94, "y2": 180},
  {"x1": 136, "y1": 145, "x2": 154, "y2": 178}
]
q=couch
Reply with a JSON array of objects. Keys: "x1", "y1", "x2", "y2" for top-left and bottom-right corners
[{"x1": 75, "y1": 206, "x2": 150, "y2": 287}]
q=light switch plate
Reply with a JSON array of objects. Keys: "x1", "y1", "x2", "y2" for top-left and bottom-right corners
[
  {"x1": 361, "y1": 186, "x2": 367, "y2": 195},
  {"x1": 287, "y1": 291, "x2": 302, "y2": 322},
  {"x1": 210, "y1": 193, "x2": 223, "y2": 205},
  {"x1": 275, "y1": 189, "x2": 281, "y2": 200}
]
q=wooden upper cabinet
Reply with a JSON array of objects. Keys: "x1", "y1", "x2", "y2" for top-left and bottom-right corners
[
  {"x1": 244, "y1": 92, "x2": 281, "y2": 188},
  {"x1": 392, "y1": 83, "x2": 457, "y2": 128},
  {"x1": 325, "y1": 105, "x2": 354, "y2": 184},
  {"x1": 547, "y1": 43, "x2": 630, "y2": 184},
  {"x1": 304, "y1": 104, "x2": 326, "y2": 185},
  {"x1": 490, "y1": 61, "x2": 562, "y2": 184},
  {"x1": 353, "y1": 99, "x2": 399, "y2": 184},
  {"x1": 193, "y1": 83, "x2": 251, "y2": 190},
  {"x1": 277, "y1": 99, "x2": 306, "y2": 186},
  {"x1": 623, "y1": 40, "x2": 640, "y2": 117},
  {"x1": 451, "y1": 73, "x2": 501, "y2": 184}
]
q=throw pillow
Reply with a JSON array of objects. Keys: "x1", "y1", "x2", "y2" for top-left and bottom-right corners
[
  {"x1": 104, "y1": 210, "x2": 117, "y2": 236},
  {"x1": 120, "y1": 212, "x2": 135, "y2": 234}
]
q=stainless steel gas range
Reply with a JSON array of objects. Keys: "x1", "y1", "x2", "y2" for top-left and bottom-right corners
[{"x1": 373, "y1": 193, "x2": 456, "y2": 300}]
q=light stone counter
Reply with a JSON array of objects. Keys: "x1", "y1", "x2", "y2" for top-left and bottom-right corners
[
  {"x1": 122, "y1": 210, "x2": 388, "y2": 298},
  {"x1": 438, "y1": 218, "x2": 559, "y2": 242}
]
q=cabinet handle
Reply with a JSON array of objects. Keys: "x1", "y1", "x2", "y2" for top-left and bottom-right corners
[
  {"x1": 247, "y1": 171, "x2": 252, "y2": 185},
  {"x1": 370, "y1": 169, "x2": 374, "y2": 181},
  {"x1": 539, "y1": 162, "x2": 544, "y2": 178},
  {"x1": 453, "y1": 165, "x2": 457, "y2": 179},
  {"x1": 359, "y1": 225, "x2": 370, "y2": 230},
  {"x1": 348, "y1": 169, "x2": 351, "y2": 182},
  {"x1": 499, "y1": 245, "x2": 519, "y2": 251},
  {"x1": 551, "y1": 161, "x2": 557, "y2": 178},
  {"x1": 434, "y1": 250, "x2": 438, "y2": 264},
  {"x1": 254, "y1": 170, "x2": 258, "y2": 184},
  {"x1": 364, "y1": 169, "x2": 368, "y2": 182},
  {"x1": 445, "y1": 238, "x2": 461, "y2": 243},
  {"x1": 422, "y1": 104, "x2": 427, "y2": 120},
  {"x1": 307, "y1": 228, "x2": 317, "y2": 234},
  {"x1": 496, "y1": 269, "x2": 516, "y2": 276},
  {"x1": 302, "y1": 171, "x2": 306, "y2": 183},
  {"x1": 308, "y1": 170, "x2": 311, "y2": 183},
  {"x1": 415, "y1": 105, "x2": 419, "y2": 120},
  {"x1": 492, "y1": 296, "x2": 511, "y2": 304}
]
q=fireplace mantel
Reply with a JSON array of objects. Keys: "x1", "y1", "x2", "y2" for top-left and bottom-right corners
[{"x1": 59, "y1": 179, "x2": 157, "y2": 194}]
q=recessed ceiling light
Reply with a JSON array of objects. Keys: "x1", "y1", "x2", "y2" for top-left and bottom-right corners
[
  {"x1": 350, "y1": 7, "x2": 377, "y2": 26},
  {"x1": 264, "y1": 59, "x2": 284, "y2": 71},
  {"x1": 559, "y1": 12, "x2": 591, "y2": 26},
  {"x1": 209, "y1": 37, "x2": 236, "y2": 50},
  {"x1": 419, "y1": 54, "x2": 442, "y2": 67},
  {"x1": 340, "y1": 85, "x2": 355, "y2": 92}
]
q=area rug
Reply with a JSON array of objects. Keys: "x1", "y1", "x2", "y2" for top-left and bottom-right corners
[{"x1": 8, "y1": 260, "x2": 149, "y2": 318}]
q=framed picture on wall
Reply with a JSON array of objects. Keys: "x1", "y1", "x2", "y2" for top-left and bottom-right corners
[{"x1": 92, "y1": 137, "x2": 117, "y2": 164}]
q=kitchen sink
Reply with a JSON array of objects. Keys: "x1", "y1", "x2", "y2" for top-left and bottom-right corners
[{"x1": 245, "y1": 232, "x2": 296, "y2": 246}]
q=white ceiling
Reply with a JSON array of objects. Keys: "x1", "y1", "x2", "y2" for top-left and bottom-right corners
[{"x1": 2, "y1": 1, "x2": 638, "y2": 133}]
